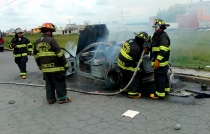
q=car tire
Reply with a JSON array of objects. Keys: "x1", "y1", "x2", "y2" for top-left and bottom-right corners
[{"x1": 105, "y1": 70, "x2": 121, "y2": 90}]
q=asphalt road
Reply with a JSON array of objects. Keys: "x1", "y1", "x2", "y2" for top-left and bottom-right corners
[{"x1": 0, "y1": 50, "x2": 210, "y2": 134}]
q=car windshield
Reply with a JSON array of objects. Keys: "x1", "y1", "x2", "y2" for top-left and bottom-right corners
[{"x1": 94, "y1": 43, "x2": 121, "y2": 63}]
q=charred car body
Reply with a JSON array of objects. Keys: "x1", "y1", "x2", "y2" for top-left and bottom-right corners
[{"x1": 63, "y1": 24, "x2": 172, "y2": 90}]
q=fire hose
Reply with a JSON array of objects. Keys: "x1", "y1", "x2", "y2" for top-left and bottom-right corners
[{"x1": 0, "y1": 50, "x2": 173, "y2": 96}]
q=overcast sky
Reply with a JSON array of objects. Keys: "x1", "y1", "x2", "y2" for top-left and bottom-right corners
[{"x1": 0, "y1": 0, "x2": 204, "y2": 31}]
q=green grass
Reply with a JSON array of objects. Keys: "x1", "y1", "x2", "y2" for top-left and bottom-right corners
[
  {"x1": 169, "y1": 31, "x2": 210, "y2": 71},
  {"x1": 4, "y1": 31, "x2": 210, "y2": 71},
  {"x1": 4, "y1": 34, "x2": 79, "y2": 48}
]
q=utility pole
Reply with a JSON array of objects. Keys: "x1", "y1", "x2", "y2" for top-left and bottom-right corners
[{"x1": 68, "y1": 19, "x2": 70, "y2": 25}]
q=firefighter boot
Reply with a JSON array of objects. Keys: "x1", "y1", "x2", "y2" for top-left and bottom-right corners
[
  {"x1": 150, "y1": 92, "x2": 164, "y2": 99},
  {"x1": 128, "y1": 93, "x2": 141, "y2": 99},
  {"x1": 58, "y1": 96, "x2": 72, "y2": 104},
  {"x1": 22, "y1": 75, "x2": 26, "y2": 79},
  {"x1": 47, "y1": 99, "x2": 56, "y2": 104}
]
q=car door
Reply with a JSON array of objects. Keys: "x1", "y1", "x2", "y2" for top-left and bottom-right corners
[{"x1": 62, "y1": 48, "x2": 77, "y2": 76}]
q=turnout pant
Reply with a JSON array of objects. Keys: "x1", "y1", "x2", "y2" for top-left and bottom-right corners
[
  {"x1": 154, "y1": 65, "x2": 170, "y2": 96},
  {"x1": 14, "y1": 56, "x2": 28, "y2": 76},
  {"x1": 120, "y1": 68, "x2": 142, "y2": 96},
  {"x1": 45, "y1": 72, "x2": 67, "y2": 100}
]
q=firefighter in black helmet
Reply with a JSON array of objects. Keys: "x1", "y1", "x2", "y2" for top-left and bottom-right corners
[
  {"x1": 150, "y1": 19, "x2": 171, "y2": 99},
  {"x1": 118, "y1": 32, "x2": 149, "y2": 98}
]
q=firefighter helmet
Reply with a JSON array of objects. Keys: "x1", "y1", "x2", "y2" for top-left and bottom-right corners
[
  {"x1": 134, "y1": 32, "x2": 148, "y2": 41},
  {"x1": 40, "y1": 23, "x2": 56, "y2": 32},
  {"x1": 153, "y1": 19, "x2": 170, "y2": 29},
  {"x1": 15, "y1": 28, "x2": 24, "y2": 34}
]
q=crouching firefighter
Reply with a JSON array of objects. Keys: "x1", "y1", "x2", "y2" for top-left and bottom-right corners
[
  {"x1": 118, "y1": 32, "x2": 149, "y2": 98},
  {"x1": 9, "y1": 28, "x2": 33, "y2": 79},
  {"x1": 33, "y1": 23, "x2": 72, "y2": 104},
  {"x1": 150, "y1": 19, "x2": 171, "y2": 99}
]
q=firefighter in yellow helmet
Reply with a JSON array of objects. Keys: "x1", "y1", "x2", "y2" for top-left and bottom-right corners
[
  {"x1": 150, "y1": 19, "x2": 171, "y2": 99},
  {"x1": 9, "y1": 28, "x2": 33, "y2": 79},
  {"x1": 118, "y1": 32, "x2": 149, "y2": 98},
  {"x1": 33, "y1": 23, "x2": 72, "y2": 104}
]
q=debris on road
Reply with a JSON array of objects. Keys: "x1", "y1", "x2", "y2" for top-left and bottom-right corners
[
  {"x1": 169, "y1": 89, "x2": 193, "y2": 97},
  {"x1": 9, "y1": 100, "x2": 15, "y2": 104},
  {"x1": 122, "y1": 110, "x2": 139, "y2": 118},
  {"x1": 174, "y1": 123, "x2": 181, "y2": 130}
]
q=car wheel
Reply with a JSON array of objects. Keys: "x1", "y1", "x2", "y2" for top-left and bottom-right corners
[{"x1": 105, "y1": 71, "x2": 121, "y2": 90}]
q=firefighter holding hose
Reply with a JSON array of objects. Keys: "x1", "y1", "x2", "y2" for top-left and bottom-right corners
[{"x1": 118, "y1": 32, "x2": 149, "y2": 98}]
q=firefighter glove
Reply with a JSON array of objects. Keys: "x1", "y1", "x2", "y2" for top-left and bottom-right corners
[
  {"x1": 11, "y1": 43, "x2": 16, "y2": 48},
  {"x1": 154, "y1": 59, "x2": 160, "y2": 70}
]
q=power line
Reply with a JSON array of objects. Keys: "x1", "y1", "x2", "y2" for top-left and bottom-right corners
[
  {"x1": 0, "y1": 0, "x2": 9, "y2": 5},
  {"x1": 0, "y1": 0, "x2": 17, "y2": 8},
  {"x1": 0, "y1": 0, "x2": 32, "y2": 13}
]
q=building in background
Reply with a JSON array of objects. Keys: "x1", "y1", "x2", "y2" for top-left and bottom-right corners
[
  {"x1": 31, "y1": 26, "x2": 41, "y2": 34},
  {"x1": 177, "y1": 7, "x2": 210, "y2": 29}
]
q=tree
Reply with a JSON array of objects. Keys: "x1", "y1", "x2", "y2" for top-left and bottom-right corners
[{"x1": 156, "y1": 6, "x2": 186, "y2": 22}]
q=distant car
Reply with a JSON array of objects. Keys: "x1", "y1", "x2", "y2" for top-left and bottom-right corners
[
  {"x1": 0, "y1": 33, "x2": 4, "y2": 52},
  {"x1": 62, "y1": 41, "x2": 172, "y2": 89}
]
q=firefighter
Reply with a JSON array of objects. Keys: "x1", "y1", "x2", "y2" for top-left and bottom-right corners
[
  {"x1": 33, "y1": 23, "x2": 71, "y2": 104},
  {"x1": 9, "y1": 28, "x2": 33, "y2": 79},
  {"x1": 150, "y1": 19, "x2": 171, "y2": 99},
  {"x1": 118, "y1": 32, "x2": 149, "y2": 98}
]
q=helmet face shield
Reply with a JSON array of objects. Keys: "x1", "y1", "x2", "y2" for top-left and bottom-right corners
[{"x1": 152, "y1": 25, "x2": 160, "y2": 31}]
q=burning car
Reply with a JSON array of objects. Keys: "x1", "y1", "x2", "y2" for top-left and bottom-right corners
[{"x1": 63, "y1": 24, "x2": 172, "y2": 90}]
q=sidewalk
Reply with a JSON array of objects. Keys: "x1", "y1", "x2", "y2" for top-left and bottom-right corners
[{"x1": 172, "y1": 67, "x2": 210, "y2": 78}]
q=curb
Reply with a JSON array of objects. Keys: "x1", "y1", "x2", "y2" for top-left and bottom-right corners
[{"x1": 174, "y1": 73, "x2": 210, "y2": 85}]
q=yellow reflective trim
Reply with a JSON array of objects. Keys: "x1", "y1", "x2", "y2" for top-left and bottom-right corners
[
  {"x1": 152, "y1": 47, "x2": 160, "y2": 52},
  {"x1": 27, "y1": 43, "x2": 32, "y2": 46},
  {"x1": 14, "y1": 54, "x2": 21, "y2": 57},
  {"x1": 42, "y1": 67, "x2": 65, "y2": 72},
  {"x1": 157, "y1": 55, "x2": 164, "y2": 60},
  {"x1": 20, "y1": 72, "x2": 27, "y2": 75},
  {"x1": 165, "y1": 88, "x2": 170, "y2": 92},
  {"x1": 13, "y1": 53, "x2": 27, "y2": 57},
  {"x1": 56, "y1": 51, "x2": 63, "y2": 57},
  {"x1": 37, "y1": 52, "x2": 56, "y2": 57},
  {"x1": 160, "y1": 61, "x2": 168, "y2": 66},
  {"x1": 118, "y1": 62, "x2": 140, "y2": 72},
  {"x1": 128, "y1": 92, "x2": 138, "y2": 95},
  {"x1": 160, "y1": 46, "x2": 170, "y2": 51},
  {"x1": 120, "y1": 49, "x2": 133, "y2": 60},
  {"x1": 151, "y1": 61, "x2": 168, "y2": 67},
  {"x1": 22, "y1": 53, "x2": 27, "y2": 56},
  {"x1": 16, "y1": 44, "x2": 27, "y2": 48},
  {"x1": 156, "y1": 91, "x2": 165, "y2": 97},
  {"x1": 64, "y1": 63, "x2": 69, "y2": 68}
]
